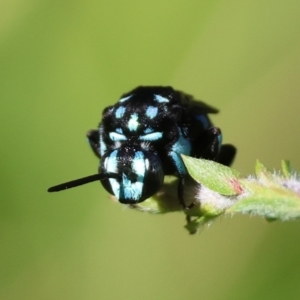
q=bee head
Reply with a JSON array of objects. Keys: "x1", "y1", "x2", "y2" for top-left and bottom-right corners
[{"x1": 100, "y1": 146, "x2": 164, "y2": 204}]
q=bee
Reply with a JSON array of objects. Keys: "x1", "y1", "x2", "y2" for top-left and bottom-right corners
[{"x1": 48, "y1": 86, "x2": 236, "y2": 208}]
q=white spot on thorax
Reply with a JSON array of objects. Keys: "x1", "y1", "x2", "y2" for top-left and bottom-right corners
[
  {"x1": 127, "y1": 113, "x2": 139, "y2": 131},
  {"x1": 119, "y1": 94, "x2": 133, "y2": 103},
  {"x1": 154, "y1": 94, "x2": 169, "y2": 103},
  {"x1": 146, "y1": 106, "x2": 158, "y2": 119},
  {"x1": 115, "y1": 106, "x2": 126, "y2": 118}
]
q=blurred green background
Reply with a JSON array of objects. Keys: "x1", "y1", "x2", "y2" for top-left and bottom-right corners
[{"x1": 1, "y1": 0, "x2": 300, "y2": 299}]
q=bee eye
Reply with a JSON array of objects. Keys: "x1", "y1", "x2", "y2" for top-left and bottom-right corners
[{"x1": 109, "y1": 132, "x2": 127, "y2": 141}]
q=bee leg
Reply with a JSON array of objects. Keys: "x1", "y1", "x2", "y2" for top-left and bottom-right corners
[
  {"x1": 87, "y1": 129, "x2": 101, "y2": 158},
  {"x1": 196, "y1": 127, "x2": 236, "y2": 166},
  {"x1": 178, "y1": 175, "x2": 194, "y2": 209},
  {"x1": 168, "y1": 150, "x2": 194, "y2": 209},
  {"x1": 199, "y1": 127, "x2": 223, "y2": 160}
]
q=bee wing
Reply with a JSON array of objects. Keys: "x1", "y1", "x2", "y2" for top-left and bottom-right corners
[{"x1": 176, "y1": 90, "x2": 219, "y2": 114}]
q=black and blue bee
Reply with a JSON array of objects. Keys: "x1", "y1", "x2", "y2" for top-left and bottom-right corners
[{"x1": 48, "y1": 86, "x2": 236, "y2": 208}]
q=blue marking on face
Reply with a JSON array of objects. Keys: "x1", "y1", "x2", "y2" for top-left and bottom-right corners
[
  {"x1": 115, "y1": 106, "x2": 126, "y2": 118},
  {"x1": 99, "y1": 126, "x2": 106, "y2": 156},
  {"x1": 104, "y1": 150, "x2": 118, "y2": 172},
  {"x1": 119, "y1": 95, "x2": 132, "y2": 103},
  {"x1": 144, "y1": 127, "x2": 154, "y2": 134},
  {"x1": 121, "y1": 173, "x2": 137, "y2": 200},
  {"x1": 127, "y1": 113, "x2": 139, "y2": 131},
  {"x1": 195, "y1": 115, "x2": 210, "y2": 129},
  {"x1": 132, "y1": 151, "x2": 145, "y2": 177},
  {"x1": 139, "y1": 132, "x2": 163, "y2": 141},
  {"x1": 109, "y1": 132, "x2": 127, "y2": 141},
  {"x1": 120, "y1": 151, "x2": 145, "y2": 201},
  {"x1": 146, "y1": 106, "x2": 158, "y2": 119},
  {"x1": 104, "y1": 150, "x2": 120, "y2": 197},
  {"x1": 154, "y1": 94, "x2": 169, "y2": 103},
  {"x1": 115, "y1": 128, "x2": 123, "y2": 134}
]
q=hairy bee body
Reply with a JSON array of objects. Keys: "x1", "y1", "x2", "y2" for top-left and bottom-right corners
[{"x1": 48, "y1": 86, "x2": 236, "y2": 208}]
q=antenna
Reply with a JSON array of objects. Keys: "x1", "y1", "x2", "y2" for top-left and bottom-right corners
[{"x1": 48, "y1": 173, "x2": 120, "y2": 192}]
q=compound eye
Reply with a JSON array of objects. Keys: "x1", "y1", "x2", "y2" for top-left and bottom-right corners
[
  {"x1": 109, "y1": 132, "x2": 127, "y2": 141},
  {"x1": 139, "y1": 132, "x2": 163, "y2": 141}
]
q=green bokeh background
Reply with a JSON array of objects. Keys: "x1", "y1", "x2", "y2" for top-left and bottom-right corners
[{"x1": 1, "y1": 1, "x2": 300, "y2": 299}]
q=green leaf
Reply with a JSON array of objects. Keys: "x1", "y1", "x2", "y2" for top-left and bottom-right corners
[
  {"x1": 255, "y1": 160, "x2": 274, "y2": 185},
  {"x1": 281, "y1": 160, "x2": 291, "y2": 178},
  {"x1": 181, "y1": 155, "x2": 241, "y2": 195},
  {"x1": 228, "y1": 180, "x2": 300, "y2": 220}
]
